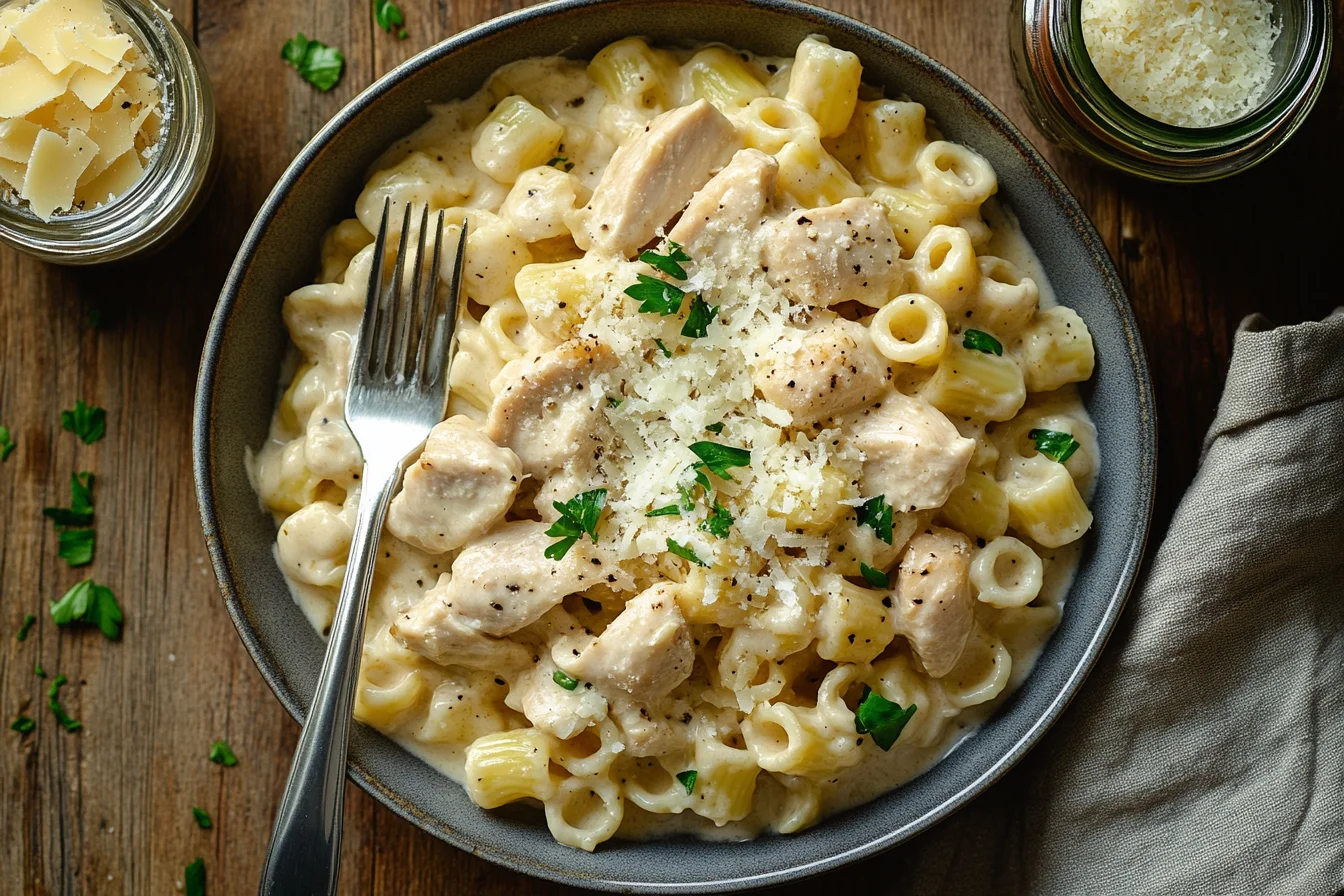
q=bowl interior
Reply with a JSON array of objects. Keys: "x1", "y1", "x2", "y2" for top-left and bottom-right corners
[{"x1": 194, "y1": 0, "x2": 1155, "y2": 891}]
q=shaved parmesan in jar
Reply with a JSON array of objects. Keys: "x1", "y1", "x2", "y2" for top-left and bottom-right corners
[
  {"x1": 0, "y1": 0, "x2": 164, "y2": 219},
  {"x1": 1081, "y1": 0, "x2": 1281, "y2": 129}
]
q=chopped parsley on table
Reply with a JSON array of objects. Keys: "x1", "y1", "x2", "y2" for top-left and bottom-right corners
[
  {"x1": 1029, "y1": 428, "x2": 1081, "y2": 463},
  {"x1": 675, "y1": 769, "x2": 698, "y2": 794},
  {"x1": 209, "y1": 740, "x2": 238, "y2": 767},
  {"x1": 57, "y1": 527, "x2": 95, "y2": 567},
  {"x1": 50, "y1": 579, "x2": 123, "y2": 640},
  {"x1": 191, "y1": 806, "x2": 212, "y2": 829},
  {"x1": 962, "y1": 329, "x2": 1003, "y2": 355},
  {"x1": 11, "y1": 715, "x2": 35, "y2": 734},
  {"x1": 16, "y1": 613, "x2": 36, "y2": 641},
  {"x1": 859, "y1": 562, "x2": 889, "y2": 589},
  {"x1": 48, "y1": 675, "x2": 81, "y2": 732},
  {"x1": 854, "y1": 686, "x2": 916, "y2": 751},
  {"x1": 281, "y1": 33, "x2": 345, "y2": 92},
  {"x1": 666, "y1": 538, "x2": 707, "y2": 567},
  {"x1": 0, "y1": 424, "x2": 15, "y2": 461},
  {"x1": 639, "y1": 242, "x2": 691, "y2": 280},
  {"x1": 35, "y1": 663, "x2": 45, "y2": 678},
  {"x1": 544, "y1": 488, "x2": 607, "y2": 560},
  {"x1": 43, "y1": 471, "x2": 94, "y2": 527},
  {"x1": 373, "y1": 0, "x2": 407, "y2": 38},
  {"x1": 185, "y1": 856, "x2": 205, "y2": 896},
  {"x1": 856, "y1": 495, "x2": 894, "y2": 544},
  {"x1": 61, "y1": 401, "x2": 106, "y2": 445},
  {"x1": 552, "y1": 670, "x2": 579, "y2": 691}
]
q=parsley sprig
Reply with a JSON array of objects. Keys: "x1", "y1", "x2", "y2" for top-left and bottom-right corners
[
  {"x1": 0, "y1": 424, "x2": 15, "y2": 461},
  {"x1": 1030, "y1": 429, "x2": 1081, "y2": 463},
  {"x1": 856, "y1": 495, "x2": 894, "y2": 545},
  {"x1": 680, "y1": 295, "x2": 719, "y2": 339},
  {"x1": 639, "y1": 242, "x2": 691, "y2": 280},
  {"x1": 545, "y1": 488, "x2": 607, "y2": 560},
  {"x1": 963, "y1": 329, "x2": 1003, "y2": 355},
  {"x1": 699, "y1": 501, "x2": 733, "y2": 539},
  {"x1": 625, "y1": 274, "x2": 686, "y2": 315},
  {"x1": 675, "y1": 769, "x2": 698, "y2": 794},
  {"x1": 282, "y1": 33, "x2": 345, "y2": 91},
  {"x1": 50, "y1": 579, "x2": 123, "y2": 639},
  {"x1": 373, "y1": 0, "x2": 407, "y2": 38},
  {"x1": 854, "y1": 686, "x2": 917, "y2": 750},
  {"x1": 61, "y1": 401, "x2": 105, "y2": 445},
  {"x1": 689, "y1": 441, "x2": 751, "y2": 484},
  {"x1": 859, "y1": 563, "x2": 889, "y2": 588}
]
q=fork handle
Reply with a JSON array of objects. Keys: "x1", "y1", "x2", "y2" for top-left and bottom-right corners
[{"x1": 259, "y1": 458, "x2": 400, "y2": 896}]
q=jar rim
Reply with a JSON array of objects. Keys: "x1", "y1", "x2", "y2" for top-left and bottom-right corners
[{"x1": 0, "y1": 0, "x2": 218, "y2": 263}]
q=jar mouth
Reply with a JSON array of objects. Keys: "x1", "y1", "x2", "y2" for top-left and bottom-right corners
[
  {"x1": 0, "y1": 0, "x2": 217, "y2": 263},
  {"x1": 1056, "y1": 0, "x2": 1332, "y2": 153}
]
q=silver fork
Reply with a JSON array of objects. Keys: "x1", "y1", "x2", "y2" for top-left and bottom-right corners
[{"x1": 259, "y1": 200, "x2": 466, "y2": 896}]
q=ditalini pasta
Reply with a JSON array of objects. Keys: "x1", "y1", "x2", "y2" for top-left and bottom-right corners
[{"x1": 248, "y1": 35, "x2": 1100, "y2": 850}]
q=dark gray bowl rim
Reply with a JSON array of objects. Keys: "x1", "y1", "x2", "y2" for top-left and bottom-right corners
[{"x1": 193, "y1": 0, "x2": 1157, "y2": 890}]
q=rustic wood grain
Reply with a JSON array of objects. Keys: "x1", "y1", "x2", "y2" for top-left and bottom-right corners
[{"x1": 1, "y1": 1, "x2": 1340, "y2": 893}]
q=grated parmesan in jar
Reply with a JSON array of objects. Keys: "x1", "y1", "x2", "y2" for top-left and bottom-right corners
[{"x1": 1081, "y1": 0, "x2": 1282, "y2": 129}]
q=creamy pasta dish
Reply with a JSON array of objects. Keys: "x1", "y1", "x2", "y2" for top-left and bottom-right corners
[{"x1": 249, "y1": 35, "x2": 1099, "y2": 851}]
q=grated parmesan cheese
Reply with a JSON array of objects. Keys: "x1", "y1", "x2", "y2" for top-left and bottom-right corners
[
  {"x1": 0, "y1": 0, "x2": 164, "y2": 219},
  {"x1": 1081, "y1": 0, "x2": 1281, "y2": 128}
]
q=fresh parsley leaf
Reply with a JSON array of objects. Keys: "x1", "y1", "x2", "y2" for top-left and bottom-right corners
[
  {"x1": 675, "y1": 769, "x2": 698, "y2": 794},
  {"x1": 690, "y1": 462, "x2": 712, "y2": 491},
  {"x1": 646, "y1": 505, "x2": 681, "y2": 518},
  {"x1": 607, "y1": 396, "x2": 623, "y2": 408},
  {"x1": 43, "y1": 471, "x2": 94, "y2": 527},
  {"x1": 50, "y1": 580, "x2": 122, "y2": 639},
  {"x1": 962, "y1": 329, "x2": 1003, "y2": 355},
  {"x1": 281, "y1": 33, "x2": 345, "y2": 91},
  {"x1": 48, "y1": 675, "x2": 80, "y2": 732},
  {"x1": 35, "y1": 663, "x2": 45, "y2": 678},
  {"x1": 16, "y1": 613, "x2": 36, "y2": 641},
  {"x1": 185, "y1": 857, "x2": 205, "y2": 896},
  {"x1": 373, "y1": 0, "x2": 404, "y2": 34},
  {"x1": 688, "y1": 441, "x2": 751, "y2": 482},
  {"x1": 667, "y1": 538, "x2": 708, "y2": 567},
  {"x1": 705, "y1": 422, "x2": 724, "y2": 435},
  {"x1": 0, "y1": 424, "x2": 15, "y2": 461},
  {"x1": 209, "y1": 740, "x2": 238, "y2": 767},
  {"x1": 1029, "y1": 428, "x2": 1081, "y2": 464},
  {"x1": 57, "y1": 527, "x2": 95, "y2": 567},
  {"x1": 859, "y1": 562, "x2": 889, "y2": 588},
  {"x1": 854, "y1": 686, "x2": 916, "y2": 750},
  {"x1": 61, "y1": 401, "x2": 106, "y2": 445},
  {"x1": 544, "y1": 488, "x2": 607, "y2": 560},
  {"x1": 680, "y1": 294, "x2": 719, "y2": 339},
  {"x1": 653, "y1": 338, "x2": 672, "y2": 358},
  {"x1": 553, "y1": 670, "x2": 579, "y2": 691},
  {"x1": 856, "y1": 495, "x2": 894, "y2": 545},
  {"x1": 625, "y1": 273, "x2": 686, "y2": 315},
  {"x1": 699, "y1": 502, "x2": 733, "y2": 538},
  {"x1": 639, "y1": 242, "x2": 691, "y2": 280},
  {"x1": 11, "y1": 715, "x2": 35, "y2": 734},
  {"x1": 192, "y1": 806, "x2": 212, "y2": 829}
]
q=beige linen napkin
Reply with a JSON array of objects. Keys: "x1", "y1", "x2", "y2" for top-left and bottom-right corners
[{"x1": 875, "y1": 310, "x2": 1344, "y2": 895}]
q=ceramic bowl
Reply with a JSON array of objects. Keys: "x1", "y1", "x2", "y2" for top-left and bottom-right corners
[{"x1": 193, "y1": 0, "x2": 1156, "y2": 890}]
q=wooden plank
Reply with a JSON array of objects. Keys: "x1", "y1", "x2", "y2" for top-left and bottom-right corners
[{"x1": 0, "y1": 1, "x2": 1339, "y2": 894}]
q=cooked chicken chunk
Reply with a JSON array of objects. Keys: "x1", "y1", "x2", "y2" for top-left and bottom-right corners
[
  {"x1": 753, "y1": 317, "x2": 891, "y2": 427},
  {"x1": 763, "y1": 197, "x2": 903, "y2": 307},
  {"x1": 386, "y1": 416, "x2": 522, "y2": 554},
  {"x1": 571, "y1": 100, "x2": 738, "y2": 257},
  {"x1": 557, "y1": 584, "x2": 693, "y2": 702},
  {"x1": 510, "y1": 661, "x2": 609, "y2": 740},
  {"x1": 485, "y1": 338, "x2": 617, "y2": 476},
  {"x1": 892, "y1": 528, "x2": 974, "y2": 678},
  {"x1": 390, "y1": 573, "x2": 532, "y2": 672},
  {"x1": 437, "y1": 521, "x2": 611, "y2": 637},
  {"x1": 667, "y1": 147, "x2": 777, "y2": 255},
  {"x1": 843, "y1": 391, "x2": 975, "y2": 512}
]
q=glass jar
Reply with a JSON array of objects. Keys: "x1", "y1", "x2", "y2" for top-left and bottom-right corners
[
  {"x1": 1011, "y1": 0, "x2": 1333, "y2": 182},
  {"x1": 0, "y1": 0, "x2": 219, "y2": 264}
]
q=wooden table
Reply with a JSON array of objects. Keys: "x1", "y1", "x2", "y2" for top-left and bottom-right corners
[{"x1": 1, "y1": 1, "x2": 1340, "y2": 892}]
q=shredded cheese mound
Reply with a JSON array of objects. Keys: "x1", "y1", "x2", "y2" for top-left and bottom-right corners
[{"x1": 1081, "y1": 0, "x2": 1281, "y2": 128}]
